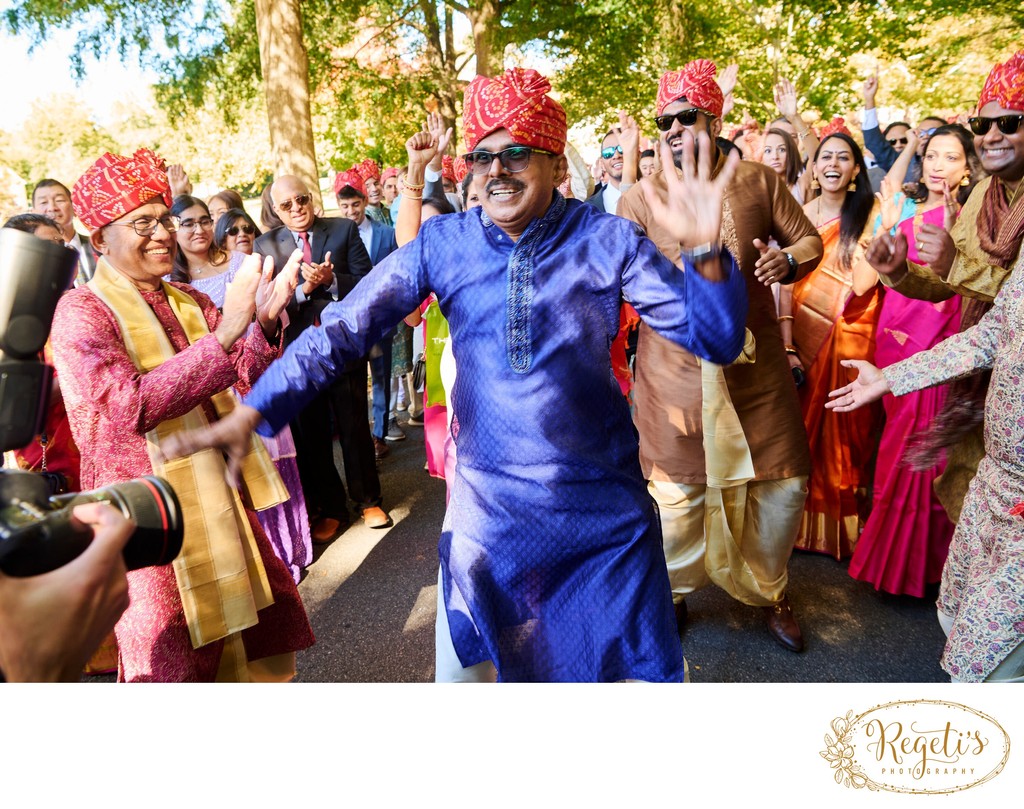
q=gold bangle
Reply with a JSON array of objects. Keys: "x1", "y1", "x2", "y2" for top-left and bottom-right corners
[
  {"x1": 784, "y1": 344, "x2": 798, "y2": 355},
  {"x1": 402, "y1": 193, "x2": 423, "y2": 201},
  {"x1": 403, "y1": 181, "x2": 425, "y2": 191},
  {"x1": 797, "y1": 130, "x2": 812, "y2": 139},
  {"x1": 777, "y1": 315, "x2": 794, "y2": 322}
]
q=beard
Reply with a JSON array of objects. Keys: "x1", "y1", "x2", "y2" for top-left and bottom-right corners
[{"x1": 670, "y1": 124, "x2": 715, "y2": 169}]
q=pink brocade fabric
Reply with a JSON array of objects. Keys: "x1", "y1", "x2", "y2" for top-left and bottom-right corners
[{"x1": 50, "y1": 282, "x2": 314, "y2": 681}]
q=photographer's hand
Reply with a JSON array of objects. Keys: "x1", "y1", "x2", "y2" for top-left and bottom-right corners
[{"x1": 0, "y1": 503, "x2": 132, "y2": 682}]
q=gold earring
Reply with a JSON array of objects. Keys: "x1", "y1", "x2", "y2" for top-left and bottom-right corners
[
  {"x1": 811, "y1": 176, "x2": 819, "y2": 190},
  {"x1": 848, "y1": 180, "x2": 857, "y2": 192},
  {"x1": 960, "y1": 173, "x2": 970, "y2": 187}
]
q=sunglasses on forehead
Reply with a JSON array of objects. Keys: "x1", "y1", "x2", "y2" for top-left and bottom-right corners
[
  {"x1": 654, "y1": 108, "x2": 707, "y2": 132},
  {"x1": 968, "y1": 114, "x2": 1024, "y2": 136},
  {"x1": 276, "y1": 194, "x2": 312, "y2": 212},
  {"x1": 226, "y1": 224, "x2": 256, "y2": 236}
]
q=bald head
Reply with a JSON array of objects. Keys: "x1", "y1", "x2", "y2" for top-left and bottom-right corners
[{"x1": 270, "y1": 175, "x2": 315, "y2": 232}]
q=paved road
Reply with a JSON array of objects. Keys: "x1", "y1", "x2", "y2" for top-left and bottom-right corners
[{"x1": 295, "y1": 411, "x2": 949, "y2": 683}]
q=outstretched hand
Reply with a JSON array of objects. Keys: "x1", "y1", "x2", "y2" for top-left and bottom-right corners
[
  {"x1": 826, "y1": 360, "x2": 890, "y2": 412},
  {"x1": 425, "y1": 112, "x2": 453, "y2": 172},
  {"x1": 643, "y1": 129, "x2": 739, "y2": 251},
  {"x1": 158, "y1": 404, "x2": 264, "y2": 487}
]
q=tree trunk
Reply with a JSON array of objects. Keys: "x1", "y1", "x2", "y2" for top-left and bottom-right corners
[
  {"x1": 254, "y1": 0, "x2": 321, "y2": 204},
  {"x1": 468, "y1": 0, "x2": 501, "y2": 77}
]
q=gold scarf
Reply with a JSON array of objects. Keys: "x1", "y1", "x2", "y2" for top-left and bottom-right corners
[{"x1": 88, "y1": 258, "x2": 287, "y2": 649}]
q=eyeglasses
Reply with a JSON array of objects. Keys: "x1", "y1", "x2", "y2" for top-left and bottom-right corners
[
  {"x1": 275, "y1": 194, "x2": 312, "y2": 212},
  {"x1": 179, "y1": 216, "x2": 214, "y2": 231},
  {"x1": 654, "y1": 108, "x2": 706, "y2": 132},
  {"x1": 968, "y1": 114, "x2": 1024, "y2": 136},
  {"x1": 461, "y1": 146, "x2": 554, "y2": 175},
  {"x1": 601, "y1": 145, "x2": 624, "y2": 159},
  {"x1": 887, "y1": 137, "x2": 909, "y2": 146},
  {"x1": 921, "y1": 127, "x2": 939, "y2": 137},
  {"x1": 107, "y1": 214, "x2": 181, "y2": 237},
  {"x1": 226, "y1": 224, "x2": 256, "y2": 236}
]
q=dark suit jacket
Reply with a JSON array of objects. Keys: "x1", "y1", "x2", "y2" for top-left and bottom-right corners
[
  {"x1": 254, "y1": 216, "x2": 373, "y2": 349},
  {"x1": 584, "y1": 186, "x2": 608, "y2": 213},
  {"x1": 367, "y1": 220, "x2": 400, "y2": 347},
  {"x1": 71, "y1": 230, "x2": 97, "y2": 282}
]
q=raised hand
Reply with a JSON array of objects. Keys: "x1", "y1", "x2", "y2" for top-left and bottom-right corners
[
  {"x1": 167, "y1": 164, "x2": 193, "y2": 197},
  {"x1": 217, "y1": 252, "x2": 262, "y2": 349},
  {"x1": 862, "y1": 72, "x2": 879, "y2": 108},
  {"x1": 865, "y1": 230, "x2": 909, "y2": 277},
  {"x1": 643, "y1": 129, "x2": 740, "y2": 265},
  {"x1": 826, "y1": 359, "x2": 890, "y2": 412},
  {"x1": 774, "y1": 78, "x2": 799, "y2": 120},
  {"x1": 719, "y1": 63, "x2": 739, "y2": 119},
  {"x1": 875, "y1": 176, "x2": 904, "y2": 232},
  {"x1": 943, "y1": 181, "x2": 961, "y2": 232},
  {"x1": 617, "y1": 110, "x2": 640, "y2": 157},
  {"x1": 256, "y1": 249, "x2": 301, "y2": 330},
  {"x1": 752, "y1": 238, "x2": 791, "y2": 286},
  {"x1": 406, "y1": 130, "x2": 438, "y2": 174},
  {"x1": 425, "y1": 112, "x2": 453, "y2": 172}
]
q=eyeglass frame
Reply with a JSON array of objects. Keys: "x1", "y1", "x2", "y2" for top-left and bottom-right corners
[
  {"x1": 106, "y1": 214, "x2": 181, "y2": 237},
  {"x1": 179, "y1": 215, "x2": 214, "y2": 231},
  {"x1": 601, "y1": 145, "x2": 624, "y2": 159},
  {"x1": 887, "y1": 137, "x2": 909, "y2": 146},
  {"x1": 460, "y1": 146, "x2": 555, "y2": 175},
  {"x1": 275, "y1": 193, "x2": 313, "y2": 213},
  {"x1": 654, "y1": 107, "x2": 712, "y2": 133},
  {"x1": 226, "y1": 223, "x2": 257, "y2": 237},
  {"x1": 967, "y1": 114, "x2": 1024, "y2": 137}
]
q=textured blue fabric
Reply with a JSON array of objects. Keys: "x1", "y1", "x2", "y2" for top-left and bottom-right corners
[{"x1": 247, "y1": 195, "x2": 747, "y2": 681}]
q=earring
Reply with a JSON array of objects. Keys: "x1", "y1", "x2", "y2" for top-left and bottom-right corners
[
  {"x1": 811, "y1": 176, "x2": 819, "y2": 190},
  {"x1": 960, "y1": 173, "x2": 970, "y2": 187},
  {"x1": 848, "y1": 180, "x2": 857, "y2": 192}
]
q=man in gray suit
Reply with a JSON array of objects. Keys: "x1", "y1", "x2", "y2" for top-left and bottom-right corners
[{"x1": 32, "y1": 178, "x2": 96, "y2": 285}]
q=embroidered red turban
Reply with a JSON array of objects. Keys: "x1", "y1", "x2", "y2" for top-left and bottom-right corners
[
  {"x1": 381, "y1": 166, "x2": 400, "y2": 183},
  {"x1": 979, "y1": 51, "x2": 1024, "y2": 112},
  {"x1": 656, "y1": 60, "x2": 724, "y2": 118},
  {"x1": 355, "y1": 158, "x2": 381, "y2": 183},
  {"x1": 333, "y1": 169, "x2": 366, "y2": 197},
  {"x1": 72, "y1": 148, "x2": 173, "y2": 232},
  {"x1": 819, "y1": 116, "x2": 853, "y2": 140},
  {"x1": 463, "y1": 67, "x2": 567, "y2": 155},
  {"x1": 441, "y1": 155, "x2": 457, "y2": 184},
  {"x1": 452, "y1": 155, "x2": 468, "y2": 184}
]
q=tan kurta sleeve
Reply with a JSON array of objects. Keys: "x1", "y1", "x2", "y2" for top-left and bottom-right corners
[{"x1": 766, "y1": 170, "x2": 822, "y2": 278}]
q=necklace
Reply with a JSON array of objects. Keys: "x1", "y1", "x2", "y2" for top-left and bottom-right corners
[
  {"x1": 814, "y1": 197, "x2": 842, "y2": 229},
  {"x1": 191, "y1": 262, "x2": 213, "y2": 276}
]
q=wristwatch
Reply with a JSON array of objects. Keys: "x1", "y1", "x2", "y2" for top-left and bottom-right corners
[
  {"x1": 780, "y1": 251, "x2": 798, "y2": 283},
  {"x1": 679, "y1": 242, "x2": 721, "y2": 263}
]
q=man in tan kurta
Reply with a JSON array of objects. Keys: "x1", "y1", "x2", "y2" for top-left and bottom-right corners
[
  {"x1": 619, "y1": 60, "x2": 822, "y2": 652},
  {"x1": 867, "y1": 51, "x2": 1024, "y2": 524}
]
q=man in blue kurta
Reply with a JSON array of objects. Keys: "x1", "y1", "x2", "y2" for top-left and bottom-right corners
[{"x1": 163, "y1": 68, "x2": 748, "y2": 682}]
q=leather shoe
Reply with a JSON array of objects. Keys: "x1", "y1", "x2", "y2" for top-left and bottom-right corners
[
  {"x1": 311, "y1": 517, "x2": 343, "y2": 544},
  {"x1": 673, "y1": 600, "x2": 688, "y2": 633},
  {"x1": 362, "y1": 506, "x2": 393, "y2": 529},
  {"x1": 764, "y1": 594, "x2": 804, "y2": 652},
  {"x1": 373, "y1": 437, "x2": 390, "y2": 460}
]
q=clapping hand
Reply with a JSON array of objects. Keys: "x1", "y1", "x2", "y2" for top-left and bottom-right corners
[
  {"x1": 217, "y1": 252, "x2": 263, "y2": 349},
  {"x1": 826, "y1": 360, "x2": 890, "y2": 412},
  {"x1": 300, "y1": 250, "x2": 334, "y2": 295},
  {"x1": 256, "y1": 249, "x2": 301, "y2": 332}
]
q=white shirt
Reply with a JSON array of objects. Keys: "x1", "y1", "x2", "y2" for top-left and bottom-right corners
[
  {"x1": 357, "y1": 216, "x2": 373, "y2": 261},
  {"x1": 603, "y1": 182, "x2": 622, "y2": 215}
]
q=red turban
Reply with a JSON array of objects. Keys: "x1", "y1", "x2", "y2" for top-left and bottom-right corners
[
  {"x1": 355, "y1": 158, "x2": 381, "y2": 183},
  {"x1": 656, "y1": 60, "x2": 724, "y2": 118},
  {"x1": 381, "y1": 166, "x2": 400, "y2": 183},
  {"x1": 463, "y1": 67, "x2": 567, "y2": 155},
  {"x1": 819, "y1": 116, "x2": 853, "y2": 140},
  {"x1": 979, "y1": 51, "x2": 1024, "y2": 112},
  {"x1": 441, "y1": 155, "x2": 457, "y2": 184},
  {"x1": 72, "y1": 148, "x2": 172, "y2": 232},
  {"x1": 452, "y1": 155, "x2": 468, "y2": 184},
  {"x1": 333, "y1": 169, "x2": 366, "y2": 198}
]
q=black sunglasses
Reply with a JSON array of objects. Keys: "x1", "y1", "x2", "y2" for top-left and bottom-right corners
[
  {"x1": 654, "y1": 108, "x2": 705, "y2": 132},
  {"x1": 968, "y1": 114, "x2": 1024, "y2": 136},
  {"x1": 226, "y1": 224, "x2": 256, "y2": 236},
  {"x1": 887, "y1": 137, "x2": 909, "y2": 146},
  {"x1": 276, "y1": 193, "x2": 312, "y2": 212},
  {"x1": 601, "y1": 145, "x2": 624, "y2": 159},
  {"x1": 461, "y1": 146, "x2": 553, "y2": 175}
]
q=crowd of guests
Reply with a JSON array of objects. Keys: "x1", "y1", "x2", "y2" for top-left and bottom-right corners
[{"x1": 1, "y1": 47, "x2": 1023, "y2": 683}]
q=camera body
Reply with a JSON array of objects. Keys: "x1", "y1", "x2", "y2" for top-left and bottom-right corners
[{"x1": 0, "y1": 227, "x2": 183, "y2": 577}]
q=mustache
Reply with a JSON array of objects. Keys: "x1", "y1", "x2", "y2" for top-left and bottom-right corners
[{"x1": 485, "y1": 178, "x2": 526, "y2": 194}]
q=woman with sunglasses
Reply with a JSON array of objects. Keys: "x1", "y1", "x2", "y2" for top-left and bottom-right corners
[
  {"x1": 848, "y1": 125, "x2": 982, "y2": 596},
  {"x1": 214, "y1": 207, "x2": 262, "y2": 256},
  {"x1": 789, "y1": 128, "x2": 882, "y2": 560}
]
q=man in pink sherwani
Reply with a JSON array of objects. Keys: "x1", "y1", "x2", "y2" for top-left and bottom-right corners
[{"x1": 50, "y1": 149, "x2": 314, "y2": 682}]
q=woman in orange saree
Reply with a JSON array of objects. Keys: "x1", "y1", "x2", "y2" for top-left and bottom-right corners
[{"x1": 790, "y1": 130, "x2": 883, "y2": 559}]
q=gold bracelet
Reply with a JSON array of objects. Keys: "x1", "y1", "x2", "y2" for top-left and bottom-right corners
[
  {"x1": 784, "y1": 344, "x2": 799, "y2": 355},
  {"x1": 403, "y1": 181, "x2": 425, "y2": 191},
  {"x1": 402, "y1": 192, "x2": 423, "y2": 201},
  {"x1": 797, "y1": 129, "x2": 812, "y2": 139},
  {"x1": 777, "y1": 315, "x2": 794, "y2": 322}
]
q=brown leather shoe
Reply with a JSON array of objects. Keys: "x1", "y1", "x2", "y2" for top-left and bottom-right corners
[
  {"x1": 673, "y1": 600, "x2": 688, "y2": 633},
  {"x1": 362, "y1": 506, "x2": 393, "y2": 529},
  {"x1": 311, "y1": 517, "x2": 343, "y2": 544},
  {"x1": 764, "y1": 594, "x2": 804, "y2": 652},
  {"x1": 373, "y1": 437, "x2": 390, "y2": 460}
]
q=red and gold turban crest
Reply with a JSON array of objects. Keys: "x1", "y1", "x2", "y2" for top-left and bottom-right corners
[
  {"x1": 463, "y1": 67, "x2": 567, "y2": 155},
  {"x1": 819, "y1": 116, "x2": 853, "y2": 140},
  {"x1": 656, "y1": 60, "x2": 724, "y2": 118},
  {"x1": 355, "y1": 158, "x2": 381, "y2": 183},
  {"x1": 333, "y1": 169, "x2": 366, "y2": 198},
  {"x1": 978, "y1": 51, "x2": 1024, "y2": 112},
  {"x1": 72, "y1": 148, "x2": 172, "y2": 232}
]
